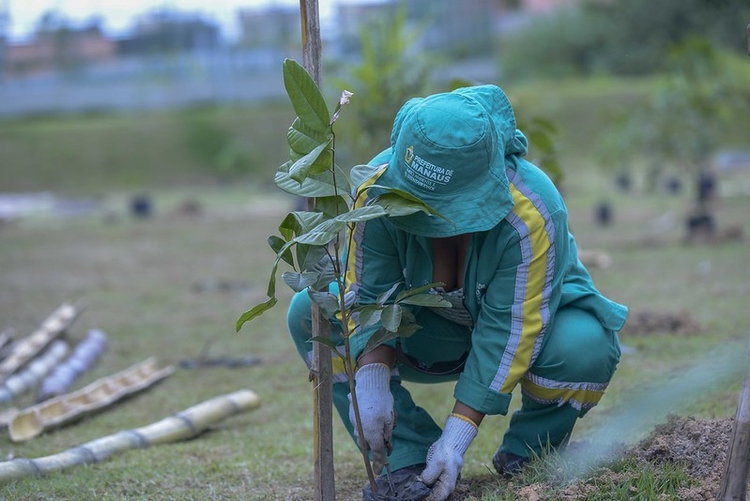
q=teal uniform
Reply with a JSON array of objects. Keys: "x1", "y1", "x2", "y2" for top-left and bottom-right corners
[{"x1": 287, "y1": 85, "x2": 627, "y2": 471}]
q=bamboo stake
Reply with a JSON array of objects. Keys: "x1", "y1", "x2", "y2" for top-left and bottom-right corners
[
  {"x1": 0, "y1": 389, "x2": 261, "y2": 483},
  {"x1": 0, "y1": 303, "x2": 79, "y2": 383},
  {"x1": 719, "y1": 333, "x2": 750, "y2": 501},
  {"x1": 298, "y1": 2, "x2": 335, "y2": 500}
]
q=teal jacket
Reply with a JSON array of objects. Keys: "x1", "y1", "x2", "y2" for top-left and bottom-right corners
[{"x1": 344, "y1": 125, "x2": 627, "y2": 418}]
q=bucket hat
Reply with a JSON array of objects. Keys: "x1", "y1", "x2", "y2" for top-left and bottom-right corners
[{"x1": 377, "y1": 85, "x2": 519, "y2": 238}]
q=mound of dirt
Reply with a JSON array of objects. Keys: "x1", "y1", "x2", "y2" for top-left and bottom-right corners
[
  {"x1": 620, "y1": 309, "x2": 702, "y2": 336},
  {"x1": 450, "y1": 416, "x2": 738, "y2": 500},
  {"x1": 631, "y1": 415, "x2": 733, "y2": 500},
  {"x1": 553, "y1": 416, "x2": 735, "y2": 500}
]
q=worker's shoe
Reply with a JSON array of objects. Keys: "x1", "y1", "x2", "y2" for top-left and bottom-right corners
[
  {"x1": 362, "y1": 463, "x2": 430, "y2": 501},
  {"x1": 492, "y1": 451, "x2": 530, "y2": 478}
]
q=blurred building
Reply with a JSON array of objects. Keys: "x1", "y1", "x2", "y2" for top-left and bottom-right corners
[
  {"x1": 118, "y1": 10, "x2": 221, "y2": 55},
  {"x1": 0, "y1": 0, "x2": 583, "y2": 116},
  {"x1": 236, "y1": 5, "x2": 300, "y2": 50},
  {"x1": 3, "y1": 25, "x2": 115, "y2": 78}
]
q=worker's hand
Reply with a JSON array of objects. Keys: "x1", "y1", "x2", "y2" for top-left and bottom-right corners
[
  {"x1": 420, "y1": 414, "x2": 478, "y2": 501},
  {"x1": 348, "y1": 363, "x2": 394, "y2": 474}
]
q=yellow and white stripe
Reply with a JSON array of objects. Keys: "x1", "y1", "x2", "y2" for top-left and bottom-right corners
[{"x1": 490, "y1": 169, "x2": 556, "y2": 395}]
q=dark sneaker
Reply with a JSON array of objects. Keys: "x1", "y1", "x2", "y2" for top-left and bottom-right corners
[
  {"x1": 362, "y1": 464, "x2": 430, "y2": 501},
  {"x1": 492, "y1": 451, "x2": 530, "y2": 478}
]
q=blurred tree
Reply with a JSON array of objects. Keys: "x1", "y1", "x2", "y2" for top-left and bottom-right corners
[
  {"x1": 333, "y1": 6, "x2": 444, "y2": 162},
  {"x1": 182, "y1": 107, "x2": 254, "y2": 178},
  {"x1": 34, "y1": 9, "x2": 80, "y2": 73},
  {"x1": 499, "y1": 0, "x2": 750, "y2": 79},
  {"x1": 597, "y1": 37, "x2": 750, "y2": 237}
]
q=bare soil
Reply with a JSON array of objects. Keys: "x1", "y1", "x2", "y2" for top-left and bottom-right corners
[{"x1": 449, "y1": 415, "x2": 739, "y2": 500}]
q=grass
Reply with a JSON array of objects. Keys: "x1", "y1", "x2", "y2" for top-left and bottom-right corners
[
  {"x1": 0, "y1": 76, "x2": 749, "y2": 499},
  {"x1": 1, "y1": 179, "x2": 748, "y2": 500},
  {"x1": 0, "y1": 104, "x2": 295, "y2": 195}
]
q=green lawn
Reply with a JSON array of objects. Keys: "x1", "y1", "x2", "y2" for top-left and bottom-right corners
[{"x1": 0, "y1": 179, "x2": 748, "y2": 499}]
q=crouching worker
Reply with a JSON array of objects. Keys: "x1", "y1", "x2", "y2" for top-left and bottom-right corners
[{"x1": 287, "y1": 84, "x2": 628, "y2": 501}]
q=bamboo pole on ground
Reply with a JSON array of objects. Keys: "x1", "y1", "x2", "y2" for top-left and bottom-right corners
[
  {"x1": 0, "y1": 303, "x2": 79, "y2": 383},
  {"x1": 0, "y1": 389, "x2": 260, "y2": 483},
  {"x1": 35, "y1": 328, "x2": 109, "y2": 403},
  {"x1": 0, "y1": 340, "x2": 69, "y2": 405},
  {"x1": 298, "y1": 2, "x2": 335, "y2": 499},
  {"x1": 8, "y1": 357, "x2": 174, "y2": 442}
]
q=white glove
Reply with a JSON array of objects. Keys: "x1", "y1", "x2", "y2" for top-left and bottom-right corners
[
  {"x1": 348, "y1": 363, "x2": 394, "y2": 474},
  {"x1": 420, "y1": 414, "x2": 478, "y2": 501}
]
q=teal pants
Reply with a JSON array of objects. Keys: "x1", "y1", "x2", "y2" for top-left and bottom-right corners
[{"x1": 287, "y1": 289, "x2": 620, "y2": 471}]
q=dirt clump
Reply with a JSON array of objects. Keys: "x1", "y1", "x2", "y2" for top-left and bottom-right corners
[
  {"x1": 620, "y1": 309, "x2": 702, "y2": 336},
  {"x1": 630, "y1": 415, "x2": 733, "y2": 500},
  {"x1": 450, "y1": 415, "x2": 737, "y2": 500}
]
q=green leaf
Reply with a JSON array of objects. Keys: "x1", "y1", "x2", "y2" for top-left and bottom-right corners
[
  {"x1": 395, "y1": 322, "x2": 421, "y2": 338},
  {"x1": 398, "y1": 294, "x2": 452, "y2": 308},
  {"x1": 287, "y1": 119, "x2": 334, "y2": 173},
  {"x1": 350, "y1": 163, "x2": 386, "y2": 191},
  {"x1": 275, "y1": 161, "x2": 345, "y2": 198},
  {"x1": 315, "y1": 196, "x2": 350, "y2": 218},
  {"x1": 289, "y1": 140, "x2": 332, "y2": 184},
  {"x1": 268, "y1": 235, "x2": 295, "y2": 268},
  {"x1": 400, "y1": 308, "x2": 416, "y2": 325},
  {"x1": 335, "y1": 205, "x2": 388, "y2": 223},
  {"x1": 308, "y1": 254, "x2": 337, "y2": 290},
  {"x1": 288, "y1": 118, "x2": 329, "y2": 155},
  {"x1": 236, "y1": 297, "x2": 278, "y2": 332},
  {"x1": 395, "y1": 282, "x2": 444, "y2": 302},
  {"x1": 266, "y1": 239, "x2": 296, "y2": 298},
  {"x1": 377, "y1": 282, "x2": 402, "y2": 307},
  {"x1": 363, "y1": 327, "x2": 398, "y2": 354},
  {"x1": 299, "y1": 245, "x2": 329, "y2": 272},
  {"x1": 281, "y1": 271, "x2": 320, "y2": 292},
  {"x1": 308, "y1": 290, "x2": 340, "y2": 318},
  {"x1": 293, "y1": 218, "x2": 347, "y2": 246},
  {"x1": 282, "y1": 59, "x2": 330, "y2": 133},
  {"x1": 362, "y1": 322, "x2": 422, "y2": 355},
  {"x1": 308, "y1": 336, "x2": 347, "y2": 361},
  {"x1": 362, "y1": 184, "x2": 448, "y2": 219},
  {"x1": 278, "y1": 211, "x2": 327, "y2": 241},
  {"x1": 294, "y1": 243, "x2": 313, "y2": 275},
  {"x1": 381, "y1": 304, "x2": 403, "y2": 332},
  {"x1": 356, "y1": 305, "x2": 382, "y2": 328}
]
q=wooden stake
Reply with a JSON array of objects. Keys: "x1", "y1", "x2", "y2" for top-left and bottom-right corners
[
  {"x1": 718, "y1": 333, "x2": 750, "y2": 501},
  {"x1": 299, "y1": 2, "x2": 336, "y2": 500}
]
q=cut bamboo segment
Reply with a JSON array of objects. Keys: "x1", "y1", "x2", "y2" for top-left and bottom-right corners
[
  {"x1": 36, "y1": 329, "x2": 109, "y2": 402},
  {"x1": 8, "y1": 357, "x2": 174, "y2": 442},
  {"x1": 0, "y1": 340, "x2": 70, "y2": 404},
  {"x1": 0, "y1": 389, "x2": 260, "y2": 483},
  {"x1": 0, "y1": 303, "x2": 79, "y2": 383}
]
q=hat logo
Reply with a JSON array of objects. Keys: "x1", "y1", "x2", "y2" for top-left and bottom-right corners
[
  {"x1": 404, "y1": 145, "x2": 414, "y2": 165},
  {"x1": 402, "y1": 149, "x2": 454, "y2": 192}
]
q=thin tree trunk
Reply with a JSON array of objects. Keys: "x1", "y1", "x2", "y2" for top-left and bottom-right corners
[{"x1": 299, "y1": 2, "x2": 335, "y2": 500}]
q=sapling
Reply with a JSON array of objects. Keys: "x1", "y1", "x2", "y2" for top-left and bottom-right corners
[{"x1": 236, "y1": 58, "x2": 450, "y2": 491}]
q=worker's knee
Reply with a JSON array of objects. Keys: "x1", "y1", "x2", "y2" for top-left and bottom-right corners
[
  {"x1": 536, "y1": 307, "x2": 621, "y2": 383},
  {"x1": 287, "y1": 290, "x2": 314, "y2": 357}
]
